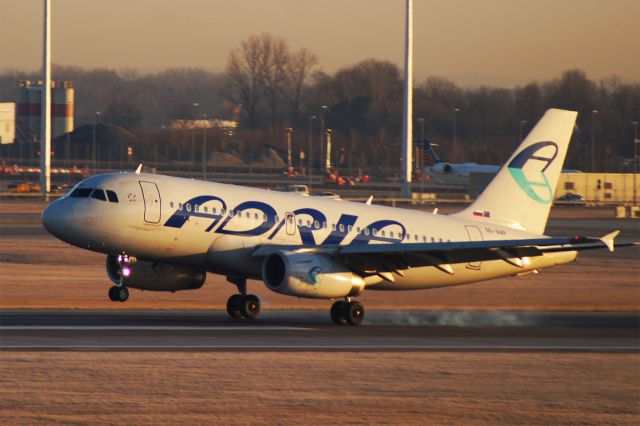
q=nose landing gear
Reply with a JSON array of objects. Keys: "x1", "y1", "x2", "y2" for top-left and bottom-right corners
[
  {"x1": 108, "y1": 253, "x2": 136, "y2": 303},
  {"x1": 226, "y1": 276, "x2": 261, "y2": 319},
  {"x1": 108, "y1": 285, "x2": 129, "y2": 302}
]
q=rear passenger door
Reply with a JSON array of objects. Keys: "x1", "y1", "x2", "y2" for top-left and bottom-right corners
[{"x1": 139, "y1": 181, "x2": 161, "y2": 224}]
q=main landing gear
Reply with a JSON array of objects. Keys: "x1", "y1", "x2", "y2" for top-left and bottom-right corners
[
  {"x1": 226, "y1": 276, "x2": 261, "y2": 319},
  {"x1": 330, "y1": 299, "x2": 365, "y2": 326}
]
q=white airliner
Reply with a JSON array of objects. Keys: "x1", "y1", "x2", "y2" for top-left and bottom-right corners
[
  {"x1": 423, "y1": 139, "x2": 580, "y2": 185},
  {"x1": 42, "y1": 109, "x2": 632, "y2": 325}
]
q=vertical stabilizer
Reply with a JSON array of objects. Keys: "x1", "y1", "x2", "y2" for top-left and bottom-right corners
[{"x1": 453, "y1": 109, "x2": 578, "y2": 235}]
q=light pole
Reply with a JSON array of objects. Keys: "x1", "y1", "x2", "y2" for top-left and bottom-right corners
[
  {"x1": 191, "y1": 102, "x2": 200, "y2": 171},
  {"x1": 92, "y1": 111, "x2": 101, "y2": 175},
  {"x1": 319, "y1": 105, "x2": 328, "y2": 173},
  {"x1": 285, "y1": 127, "x2": 293, "y2": 173},
  {"x1": 591, "y1": 109, "x2": 598, "y2": 172},
  {"x1": 452, "y1": 108, "x2": 460, "y2": 162},
  {"x1": 325, "y1": 129, "x2": 332, "y2": 172},
  {"x1": 308, "y1": 115, "x2": 317, "y2": 189},
  {"x1": 202, "y1": 114, "x2": 208, "y2": 180},
  {"x1": 417, "y1": 117, "x2": 424, "y2": 171},
  {"x1": 632, "y1": 121, "x2": 638, "y2": 206},
  {"x1": 518, "y1": 120, "x2": 527, "y2": 142},
  {"x1": 417, "y1": 117, "x2": 425, "y2": 198}
]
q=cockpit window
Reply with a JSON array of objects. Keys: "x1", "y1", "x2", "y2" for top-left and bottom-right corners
[
  {"x1": 106, "y1": 190, "x2": 119, "y2": 203},
  {"x1": 70, "y1": 188, "x2": 93, "y2": 198},
  {"x1": 91, "y1": 189, "x2": 107, "y2": 201}
]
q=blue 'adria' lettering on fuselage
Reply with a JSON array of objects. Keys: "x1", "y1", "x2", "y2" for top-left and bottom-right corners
[
  {"x1": 351, "y1": 220, "x2": 406, "y2": 245},
  {"x1": 268, "y1": 208, "x2": 327, "y2": 244},
  {"x1": 163, "y1": 195, "x2": 411, "y2": 246},
  {"x1": 163, "y1": 195, "x2": 227, "y2": 231},
  {"x1": 216, "y1": 201, "x2": 277, "y2": 237}
]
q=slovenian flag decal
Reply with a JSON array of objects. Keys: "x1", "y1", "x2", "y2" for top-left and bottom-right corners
[{"x1": 473, "y1": 210, "x2": 491, "y2": 218}]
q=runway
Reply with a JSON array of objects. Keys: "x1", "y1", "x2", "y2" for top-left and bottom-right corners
[{"x1": 1, "y1": 310, "x2": 638, "y2": 352}]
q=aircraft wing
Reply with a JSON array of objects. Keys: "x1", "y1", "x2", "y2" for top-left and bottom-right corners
[{"x1": 252, "y1": 231, "x2": 636, "y2": 275}]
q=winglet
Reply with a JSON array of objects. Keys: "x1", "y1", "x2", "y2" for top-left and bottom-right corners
[
  {"x1": 600, "y1": 230, "x2": 620, "y2": 252},
  {"x1": 135, "y1": 164, "x2": 143, "y2": 175},
  {"x1": 366, "y1": 196, "x2": 373, "y2": 205}
]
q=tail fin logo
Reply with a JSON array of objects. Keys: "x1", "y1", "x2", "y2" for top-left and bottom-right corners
[{"x1": 507, "y1": 141, "x2": 558, "y2": 204}]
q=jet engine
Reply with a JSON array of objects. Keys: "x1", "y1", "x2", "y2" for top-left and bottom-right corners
[
  {"x1": 261, "y1": 251, "x2": 365, "y2": 299},
  {"x1": 430, "y1": 162, "x2": 453, "y2": 173},
  {"x1": 106, "y1": 255, "x2": 206, "y2": 291}
]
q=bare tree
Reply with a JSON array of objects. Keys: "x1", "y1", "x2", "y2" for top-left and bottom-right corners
[
  {"x1": 225, "y1": 35, "x2": 272, "y2": 128},
  {"x1": 261, "y1": 35, "x2": 289, "y2": 130},
  {"x1": 284, "y1": 48, "x2": 318, "y2": 124}
]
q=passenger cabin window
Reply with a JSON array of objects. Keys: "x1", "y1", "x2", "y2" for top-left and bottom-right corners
[
  {"x1": 91, "y1": 189, "x2": 107, "y2": 201},
  {"x1": 106, "y1": 190, "x2": 118, "y2": 203},
  {"x1": 70, "y1": 188, "x2": 93, "y2": 198},
  {"x1": 169, "y1": 202, "x2": 174, "y2": 208}
]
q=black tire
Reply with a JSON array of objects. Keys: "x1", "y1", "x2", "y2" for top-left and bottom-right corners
[
  {"x1": 345, "y1": 301, "x2": 365, "y2": 325},
  {"x1": 226, "y1": 294, "x2": 243, "y2": 319},
  {"x1": 117, "y1": 286, "x2": 129, "y2": 302},
  {"x1": 108, "y1": 286, "x2": 119, "y2": 302},
  {"x1": 330, "y1": 301, "x2": 348, "y2": 325},
  {"x1": 240, "y1": 295, "x2": 261, "y2": 319}
]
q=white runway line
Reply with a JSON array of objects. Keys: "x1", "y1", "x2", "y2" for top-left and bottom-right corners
[
  {"x1": 1, "y1": 345, "x2": 638, "y2": 351},
  {"x1": 0, "y1": 326, "x2": 314, "y2": 331}
]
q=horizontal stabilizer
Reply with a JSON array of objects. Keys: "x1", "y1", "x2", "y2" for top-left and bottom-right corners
[{"x1": 600, "y1": 230, "x2": 619, "y2": 252}]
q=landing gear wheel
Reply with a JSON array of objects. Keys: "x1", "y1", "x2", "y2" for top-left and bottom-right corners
[
  {"x1": 108, "y1": 286, "x2": 119, "y2": 302},
  {"x1": 117, "y1": 286, "x2": 129, "y2": 302},
  {"x1": 330, "y1": 301, "x2": 348, "y2": 325},
  {"x1": 226, "y1": 294, "x2": 244, "y2": 319},
  {"x1": 240, "y1": 295, "x2": 261, "y2": 319},
  {"x1": 108, "y1": 286, "x2": 129, "y2": 302},
  {"x1": 344, "y1": 301, "x2": 365, "y2": 325}
]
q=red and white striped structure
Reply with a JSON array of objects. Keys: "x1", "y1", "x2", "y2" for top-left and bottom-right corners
[{"x1": 16, "y1": 80, "x2": 74, "y2": 141}]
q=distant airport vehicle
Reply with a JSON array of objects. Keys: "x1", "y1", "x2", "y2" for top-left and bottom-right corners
[
  {"x1": 314, "y1": 191, "x2": 341, "y2": 199},
  {"x1": 285, "y1": 184, "x2": 310, "y2": 195},
  {"x1": 555, "y1": 193, "x2": 586, "y2": 205},
  {"x1": 42, "y1": 109, "x2": 634, "y2": 325}
]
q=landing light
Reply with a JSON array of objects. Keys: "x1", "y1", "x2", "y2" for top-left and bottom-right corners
[{"x1": 122, "y1": 266, "x2": 131, "y2": 277}]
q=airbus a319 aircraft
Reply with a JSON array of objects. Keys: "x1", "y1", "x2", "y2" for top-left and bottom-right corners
[{"x1": 42, "y1": 109, "x2": 632, "y2": 325}]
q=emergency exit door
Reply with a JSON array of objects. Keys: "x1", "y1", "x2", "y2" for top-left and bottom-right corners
[
  {"x1": 139, "y1": 181, "x2": 161, "y2": 224},
  {"x1": 465, "y1": 225, "x2": 483, "y2": 270}
]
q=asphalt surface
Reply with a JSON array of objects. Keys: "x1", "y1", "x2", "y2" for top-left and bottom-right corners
[{"x1": 1, "y1": 310, "x2": 638, "y2": 352}]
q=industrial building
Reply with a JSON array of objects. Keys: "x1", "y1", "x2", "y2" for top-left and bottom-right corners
[
  {"x1": 470, "y1": 172, "x2": 640, "y2": 204},
  {"x1": 15, "y1": 80, "x2": 74, "y2": 142},
  {"x1": 0, "y1": 103, "x2": 15, "y2": 144}
]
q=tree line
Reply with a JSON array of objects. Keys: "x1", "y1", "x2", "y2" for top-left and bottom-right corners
[{"x1": 0, "y1": 32, "x2": 638, "y2": 172}]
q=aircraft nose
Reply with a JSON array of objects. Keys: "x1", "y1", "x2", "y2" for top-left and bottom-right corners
[{"x1": 42, "y1": 199, "x2": 67, "y2": 238}]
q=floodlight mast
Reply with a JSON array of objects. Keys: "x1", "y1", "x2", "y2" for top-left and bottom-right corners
[
  {"x1": 40, "y1": 0, "x2": 52, "y2": 199},
  {"x1": 401, "y1": 0, "x2": 413, "y2": 198}
]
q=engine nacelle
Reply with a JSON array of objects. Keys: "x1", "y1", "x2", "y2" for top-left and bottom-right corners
[
  {"x1": 106, "y1": 255, "x2": 206, "y2": 291},
  {"x1": 262, "y1": 251, "x2": 365, "y2": 299},
  {"x1": 430, "y1": 162, "x2": 453, "y2": 174}
]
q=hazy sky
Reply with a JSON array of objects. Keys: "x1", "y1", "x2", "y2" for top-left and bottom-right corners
[{"x1": 1, "y1": 0, "x2": 638, "y2": 87}]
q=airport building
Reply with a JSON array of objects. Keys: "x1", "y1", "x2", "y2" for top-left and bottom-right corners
[
  {"x1": 0, "y1": 103, "x2": 15, "y2": 144},
  {"x1": 470, "y1": 172, "x2": 640, "y2": 204},
  {"x1": 16, "y1": 80, "x2": 74, "y2": 142},
  {"x1": 558, "y1": 173, "x2": 640, "y2": 204}
]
